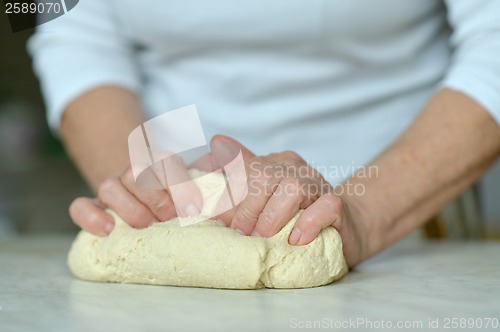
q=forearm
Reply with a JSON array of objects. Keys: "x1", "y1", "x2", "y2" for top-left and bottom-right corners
[
  {"x1": 343, "y1": 89, "x2": 500, "y2": 260},
  {"x1": 59, "y1": 86, "x2": 144, "y2": 191}
]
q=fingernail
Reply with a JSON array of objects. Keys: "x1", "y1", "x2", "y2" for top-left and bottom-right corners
[
  {"x1": 289, "y1": 228, "x2": 302, "y2": 245},
  {"x1": 251, "y1": 230, "x2": 262, "y2": 237},
  {"x1": 184, "y1": 204, "x2": 200, "y2": 217},
  {"x1": 235, "y1": 228, "x2": 246, "y2": 236},
  {"x1": 105, "y1": 222, "x2": 115, "y2": 234}
]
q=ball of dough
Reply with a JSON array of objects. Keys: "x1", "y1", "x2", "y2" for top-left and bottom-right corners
[{"x1": 68, "y1": 170, "x2": 347, "y2": 289}]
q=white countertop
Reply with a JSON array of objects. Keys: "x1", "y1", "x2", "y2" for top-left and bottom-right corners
[{"x1": 0, "y1": 235, "x2": 499, "y2": 332}]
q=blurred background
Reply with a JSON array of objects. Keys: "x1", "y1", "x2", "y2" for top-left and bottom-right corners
[
  {"x1": 0, "y1": 12, "x2": 499, "y2": 238},
  {"x1": 0, "y1": 12, "x2": 89, "y2": 236}
]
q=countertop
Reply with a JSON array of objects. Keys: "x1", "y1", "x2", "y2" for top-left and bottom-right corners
[{"x1": 0, "y1": 235, "x2": 499, "y2": 332}]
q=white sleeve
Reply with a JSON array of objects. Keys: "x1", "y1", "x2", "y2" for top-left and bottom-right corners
[
  {"x1": 27, "y1": 0, "x2": 140, "y2": 131},
  {"x1": 441, "y1": 0, "x2": 500, "y2": 124}
]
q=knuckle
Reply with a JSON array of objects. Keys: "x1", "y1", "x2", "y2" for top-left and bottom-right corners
[
  {"x1": 98, "y1": 178, "x2": 119, "y2": 198},
  {"x1": 323, "y1": 194, "x2": 343, "y2": 213},
  {"x1": 248, "y1": 165, "x2": 263, "y2": 179},
  {"x1": 150, "y1": 198, "x2": 171, "y2": 215},
  {"x1": 281, "y1": 150, "x2": 300, "y2": 160},
  {"x1": 280, "y1": 150, "x2": 303, "y2": 168},
  {"x1": 121, "y1": 169, "x2": 135, "y2": 186},
  {"x1": 234, "y1": 205, "x2": 258, "y2": 226},
  {"x1": 265, "y1": 152, "x2": 280, "y2": 160},
  {"x1": 248, "y1": 169, "x2": 273, "y2": 193},
  {"x1": 280, "y1": 177, "x2": 300, "y2": 196},
  {"x1": 151, "y1": 198, "x2": 167, "y2": 211},
  {"x1": 281, "y1": 176, "x2": 300, "y2": 188}
]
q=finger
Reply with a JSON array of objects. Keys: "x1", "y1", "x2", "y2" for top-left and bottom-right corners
[
  {"x1": 163, "y1": 154, "x2": 203, "y2": 217},
  {"x1": 189, "y1": 134, "x2": 255, "y2": 172},
  {"x1": 98, "y1": 178, "x2": 158, "y2": 228},
  {"x1": 230, "y1": 168, "x2": 279, "y2": 235},
  {"x1": 207, "y1": 135, "x2": 256, "y2": 227},
  {"x1": 121, "y1": 169, "x2": 177, "y2": 222},
  {"x1": 251, "y1": 178, "x2": 303, "y2": 237},
  {"x1": 69, "y1": 197, "x2": 115, "y2": 236},
  {"x1": 189, "y1": 152, "x2": 215, "y2": 172},
  {"x1": 289, "y1": 193, "x2": 343, "y2": 246},
  {"x1": 210, "y1": 135, "x2": 255, "y2": 168}
]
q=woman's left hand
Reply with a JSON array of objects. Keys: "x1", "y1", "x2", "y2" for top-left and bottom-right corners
[{"x1": 212, "y1": 136, "x2": 368, "y2": 268}]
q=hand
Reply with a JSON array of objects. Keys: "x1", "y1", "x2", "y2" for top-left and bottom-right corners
[
  {"x1": 214, "y1": 137, "x2": 368, "y2": 268},
  {"x1": 69, "y1": 136, "x2": 237, "y2": 236}
]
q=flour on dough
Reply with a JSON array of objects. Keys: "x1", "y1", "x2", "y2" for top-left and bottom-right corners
[{"x1": 68, "y1": 170, "x2": 348, "y2": 289}]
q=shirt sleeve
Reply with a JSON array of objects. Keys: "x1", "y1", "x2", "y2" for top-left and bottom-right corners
[
  {"x1": 441, "y1": 0, "x2": 500, "y2": 124},
  {"x1": 27, "y1": 0, "x2": 140, "y2": 131}
]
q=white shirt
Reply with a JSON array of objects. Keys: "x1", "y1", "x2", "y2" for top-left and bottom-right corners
[{"x1": 28, "y1": 0, "x2": 500, "y2": 183}]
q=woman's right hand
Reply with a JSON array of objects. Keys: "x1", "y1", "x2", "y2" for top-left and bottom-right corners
[
  {"x1": 69, "y1": 162, "x2": 200, "y2": 236},
  {"x1": 68, "y1": 135, "x2": 248, "y2": 236},
  {"x1": 69, "y1": 155, "x2": 206, "y2": 236}
]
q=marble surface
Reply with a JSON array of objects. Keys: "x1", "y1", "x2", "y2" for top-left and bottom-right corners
[{"x1": 0, "y1": 235, "x2": 499, "y2": 332}]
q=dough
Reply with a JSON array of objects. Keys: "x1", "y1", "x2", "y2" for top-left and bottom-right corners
[{"x1": 68, "y1": 170, "x2": 348, "y2": 289}]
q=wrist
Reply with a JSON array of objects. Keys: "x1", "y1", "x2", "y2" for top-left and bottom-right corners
[{"x1": 339, "y1": 180, "x2": 391, "y2": 262}]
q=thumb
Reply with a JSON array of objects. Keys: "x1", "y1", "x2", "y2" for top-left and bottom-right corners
[{"x1": 210, "y1": 135, "x2": 255, "y2": 167}]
